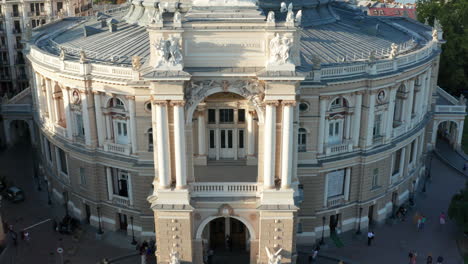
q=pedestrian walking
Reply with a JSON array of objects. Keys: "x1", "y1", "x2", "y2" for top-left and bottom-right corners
[
  {"x1": 410, "y1": 252, "x2": 417, "y2": 264},
  {"x1": 436, "y1": 256, "x2": 443, "y2": 264},
  {"x1": 439, "y1": 212, "x2": 446, "y2": 225},
  {"x1": 311, "y1": 246, "x2": 319, "y2": 263},
  {"x1": 421, "y1": 215, "x2": 427, "y2": 230},
  {"x1": 426, "y1": 254, "x2": 433, "y2": 264},
  {"x1": 463, "y1": 162, "x2": 467, "y2": 171},
  {"x1": 417, "y1": 217, "x2": 422, "y2": 230},
  {"x1": 367, "y1": 231, "x2": 375, "y2": 246}
]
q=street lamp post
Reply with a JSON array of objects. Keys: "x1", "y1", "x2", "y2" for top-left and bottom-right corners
[
  {"x1": 356, "y1": 207, "x2": 363, "y2": 235},
  {"x1": 46, "y1": 181, "x2": 52, "y2": 205},
  {"x1": 97, "y1": 206, "x2": 103, "y2": 235},
  {"x1": 63, "y1": 192, "x2": 69, "y2": 217},
  {"x1": 130, "y1": 216, "x2": 137, "y2": 245},
  {"x1": 320, "y1": 216, "x2": 326, "y2": 245}
]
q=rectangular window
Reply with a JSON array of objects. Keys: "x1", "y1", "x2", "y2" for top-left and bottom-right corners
[
  {"x1": 58, "y1": 148, "x2": 68, "y2": 175},
  {"x1": 227, "y1": 130, "x2": 233, "y2": 148},
  {"x1": 393, "y1": 149, "x2": 402, "y2": 175},
  {"x1": 239, "y1": 130, "x2": 244, "y2": 149},
  {"x1": 373, "y1": 114, "x2": 382, "y2": 137},
  {"x1": 111, "y1": 168, "x2": 129, "y2": 197},
  {"x1": 46, "y1": 139, "x2": 53, "y2": 162},
  {"x1": 209, "y1": 130, "x2": 215, "y2": 148},
  {"x1": 409, "y1": 141, "x2": 415, "y2": 163},
  {"x1": 327, "y1": 169, "x2": 345, "y2": 198},
  {"x1": 238, "y1": 109, "x2": 245, "y2": 123},
  {"x1": 221, "y1": 130, "x2": 226, "y2": 148},
  {"x1": 219, "y1": 109, "x2": 234, "y2": 123},
  {"x1": 208, "y1": 109, "x2": 216, "y2": 123},
  {"x1": 76, "y1": 113, "x2": 84, "y2": 137},
  {"x1": 372, "y1": 168, "x2": 379, "y2": 188},
  {"x1": 79, "y1": 167, "x2": 86, "y2": 186}
]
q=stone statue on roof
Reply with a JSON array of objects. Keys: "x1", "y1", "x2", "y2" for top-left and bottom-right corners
[
  {"x1": 79, "y1": 50, "x2": 87, "y2": 63},
  {"x1": 434, "y1": 18, "x2": 442, "y2": 31},
  {"x1": 389, "y1": 43, "x2": 398, "y2": 59},
  {"x1": 174, "y1": 11, "x2": 182, "y2": 24},
  {"x1": 267, "y1": 11, "x2": 275, "y2": 23},
  {"x1": 193, "y1": 0, "x2": 258, "y2": 7},
  {"x1": 153, "y1": 38, "x2": 169, "y2": 67},
  {"x1": 432, "y1": 28, "x2": 438, "y2": 41},
  {"x1": 311, "y1": 55, "x2": 321, "y2": 70},
  {"x1": 458, "y1": 94, "x2": 466, "y2": 106},
  {"x1": 286, "y1": 9, "x2": 295, "y2": 24},
  {"x1": 288, "y1": 3, "x2": 293, "y2": 12},
  {"x1": 279, "y1": 36, "x2": 292, "y2": 64},
  {"x1": 280, "y1": 2, "x2": 287, "y2": 12},
  {"x1": 59, "y1": 47, "x2": 65, "y2": 61},
  {"x1": 132, "y1": 56, "x2": 141, "y2": 70},
  {"x1": 368, "y1": 50, "x2": 376, "y2": 63},
  {"x1": 295, "y1": 10, "x2": 302, "y2": 24}
]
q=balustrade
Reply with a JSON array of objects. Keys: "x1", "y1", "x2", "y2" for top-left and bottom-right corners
[
  {"x1": 111, "y1": 195, "x2": 130, "y2": 207},
  {"x1": 190, "y1": 182, "x2": 259, "y2": 197},
  {"x1": 327, "y1": 195, "x2": 344, "y2": 208},
  {"x1": 325, "y1": 140, "x2": 353, "y2": 155},
  {"x1": 104, "y1": 141, "x2": 131, "y2": 155}
]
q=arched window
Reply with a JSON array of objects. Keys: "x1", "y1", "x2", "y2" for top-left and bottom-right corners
[
  {"x1": 330, "y1": 97, "x2": 348, "y2": 109},
  {"x1": 148, "y1": 128, "x2": 153, "y2": 152},
  {"x1": 108, "y1": 97, "x2": 125, "y2": 109},
  {"x1": 298, "y1": 128, "x2": 307, "y2": 152}
]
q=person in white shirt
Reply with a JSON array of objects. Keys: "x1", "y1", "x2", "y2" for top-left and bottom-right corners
[{"x1": 367, "y1": 231, "x2": 375, "y2": 246}]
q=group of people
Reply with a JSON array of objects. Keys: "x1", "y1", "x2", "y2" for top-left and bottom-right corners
[
  {"x1": 2, "y1": 221, "x2": 30, "y2": 247},
  {"x1": 409, "y1": 252, "x2": 444, "y2": 264},
  {"x1": 136, "y1": 239, "x2": 156, "y2": 264}
]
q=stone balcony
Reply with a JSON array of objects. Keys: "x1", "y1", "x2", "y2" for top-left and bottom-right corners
[
  {"x1": 104, "y1": 141, "x2": 131, "y2": 155},
  {"x1": 327, "y1": 195, "x2": 345, "y2": 208},
  {"x1": 190, "y1": 182, "x2": 260, "y2": 198},
  {"x1": 111, "y1": 194, "x2": 131, "y2": 207},
  {"x1": 324, "y1": 140, "x2": 353, "y2": 156}
]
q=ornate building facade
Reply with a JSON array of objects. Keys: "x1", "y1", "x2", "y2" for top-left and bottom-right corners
[{"x1": 18, "y1": 0, "x2": 466, "y2": 263}]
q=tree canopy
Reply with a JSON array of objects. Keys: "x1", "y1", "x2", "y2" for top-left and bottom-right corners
[
  {"x1": 416, "y1": 0, "x2": 468, "y2": 96},
  {"x1": 448, "y1": 181, "x2": 468, "y2": 233}
]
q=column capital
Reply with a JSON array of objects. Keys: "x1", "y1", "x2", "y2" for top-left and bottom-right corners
[
  {"x1": 353, "y1": 91, "x2": 365, "y2": 96},
  {"x1": 152, "y1": 100, "x2": 168, "y2": 106},
  {"x1": 125, "y1": 95, "x2": 135, "y2": 100},
  {"x1": 264, "y1": 100, "x2": 280, "y2": 107},
  {"x1": 92, "y1": 90, "x2": 102, "y2": 95},
  {"x1": 282, "y1": 100, "x2": 296, "y2": 107},
  {"x1": 170, "y1": 100, "x2": 186, "y2": 107}
]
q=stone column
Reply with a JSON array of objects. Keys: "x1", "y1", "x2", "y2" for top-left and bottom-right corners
[
  {"x1": 366, "y1": 93, "x2": 376, "y2": 147},
  {"x1": 127, "y1": 96, "x2": 137, "y2": 154},
  {"x1": 385, "y1": 89, "x2": 397, "y2": 140},
  {"x1": 281, "y1": 101, "x2": 295, "y2": 189},
  {"x1": 153, "y1": 100, "x2": 170, "y2": 188},
  {"x1": 81, "y1": 91, "x2": 92, "y2": 145},
  {"x1": 45, "y1": 79, "x2": 54, "y2": 123},
  {"x1": 106, "y1": 167, "x2": 113, "y2": 200},
  {"x1": 412, "y1": 137, "x2": 419, "y2": 163},
  {"x1": 318, "y1": 97, "x2": 328, "y2": 154},
  {"x1": 105, "y1": 114, "x2": 112, "y2": 140},
  {"x1": 62, "y1": 87, "x2": 73, "y2": 140},
  {"x1": 458, "y1": 120, "x2": 464, "y2": 147},
  {"x1": 34, "y1": 73, "x2": 43, "y2": 116},
  {"x1": 93, "y1": 92, "x2": 105, "y2": 147},
  {"x1": 263, "y1": 101, "x2": 277, "y2": 189},
  {"x1": 399, "y1": 147, "x2": 406, "y2": 177},
  {"x1": 172, "y1": 101, "x2": 187, "y2": 189},
  {"x1": 197, "y1": 109, "x2": 206, "y2": 156},
  {"x1": 127, "y1": 173, "x2": 134, "y2": 206},
  {"x1": 352, "y1": 92, "x2": 362, "y2": 147},
  {"x1": 405, "y1": 80, "x2": 415, "y2": 129},
  {"x1": 247, "y1": 111, "x2": 255, "y2": 156},
  {"x1": 344, "y1": 167, "x2": 351, "y2": 201},
  {"x1": 323, "y1": 173, "x2": 329, "y2": 207}
]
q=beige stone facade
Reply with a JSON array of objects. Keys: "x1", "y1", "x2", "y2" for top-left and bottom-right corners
[{"x1": 14, "y1": 1, "x2": 468, "y2": 263}]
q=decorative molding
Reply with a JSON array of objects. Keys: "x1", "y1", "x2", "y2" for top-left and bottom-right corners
[
  {"x1": 152, "y1": 100, "x2": 168, "y2": 106},
  {"x1": 282, "y1": 100, "x2": 296, "y2": 107},
  {"x1": 125, "y1": 95, "x2": 135, "y2": 100},
  {"x1": 170, "y1": 100, "x2": 185, "y2": 107}
]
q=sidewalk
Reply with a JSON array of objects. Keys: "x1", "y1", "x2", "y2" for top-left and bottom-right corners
[
  {"x1": 307, "y1": 140, "x2": 466, "y2": 264},
  {"x1": 0, "y1": 142, "x2": 140, "y2": 264}
]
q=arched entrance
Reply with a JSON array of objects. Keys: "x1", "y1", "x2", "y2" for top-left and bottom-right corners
[
  {"x1": 434, "y1": 120, "x2": 460, "y2": 149},
  {"x1": 200, "y1": 216, "x2": 251, "y2": 263},
  {"x1": 6, "y1": 119, "x2": 32, "y2": 146}
]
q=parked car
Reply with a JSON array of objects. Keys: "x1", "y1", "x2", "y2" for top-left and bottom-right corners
[{"x1": 5, "y1": 186, "x2": 25, "y2": 202}]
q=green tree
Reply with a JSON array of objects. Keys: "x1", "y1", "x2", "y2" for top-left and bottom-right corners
[
  {"x1": 416, "y1": 0, "x2": 468, "y2": 96},
  {"x1": 448, "y1": 182, "x2": 468, "y2": 233}
]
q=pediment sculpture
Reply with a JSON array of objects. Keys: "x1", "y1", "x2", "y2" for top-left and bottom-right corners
[
  {"x1": 152, "y1": 36, "x2": 183, "y2": 69},
  {"x1": 265, "y1": 246, "x2": 283, "y2": 264},
  {"x1": 389, "y1": 43, "x2": 398, "y2": 59},
  {"x1": 269, "y1": 33, "x2": 293, "y2": 65}
]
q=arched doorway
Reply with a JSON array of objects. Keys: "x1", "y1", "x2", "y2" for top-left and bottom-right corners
[
  {"x1": 7, "y1": 120, "x2": 31, "y2": 145},
  {"x1": 435, "y1": 120, "x2": 459, "y2": 149},
  {"x1": 201, "y1": 217, "x2": 251, "y2": 263}
]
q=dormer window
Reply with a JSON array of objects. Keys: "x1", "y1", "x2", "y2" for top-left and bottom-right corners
[{"x1": 331, "y1": 97, "x2": 347, "y2": 109}]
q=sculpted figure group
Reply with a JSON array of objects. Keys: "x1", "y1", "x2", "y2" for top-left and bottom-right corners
[
  {"x1": 269, "y1": 33, "x2": 293, "y2": 64},
  {"x1": 152, "y1": 37, "x2": 183, "y2": 68}
]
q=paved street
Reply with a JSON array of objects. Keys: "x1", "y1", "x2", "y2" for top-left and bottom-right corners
[
  {"x1": 308, "y1": 139, "x2": 467, "y2": 264},
  {"x1": 0, "y1": 142, "x2": 139, "y2": 264}
]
